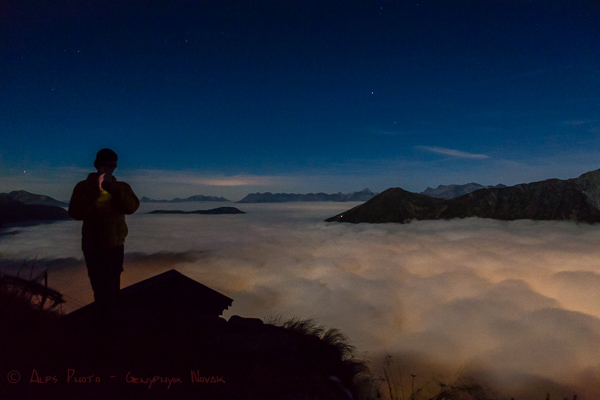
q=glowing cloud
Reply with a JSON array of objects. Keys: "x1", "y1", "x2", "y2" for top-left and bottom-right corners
[
  {"x1": 418, "y1": 146, "x2": 489, "y2": 159},
  {"x1": 2, "y1": 204, "x2": 600, "y2": 398},
  {"x1": 129, "y1": 170, "x2": 275, "y2": 187}
]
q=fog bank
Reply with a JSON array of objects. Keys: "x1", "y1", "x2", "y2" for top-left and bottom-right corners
[{"x1": 2, "y1": 202, "x2": 600, "y2": 398}]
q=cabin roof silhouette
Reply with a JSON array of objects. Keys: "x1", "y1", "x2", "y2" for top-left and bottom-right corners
[{"x1": 65, "y1": 269, "x2": 233, "y2": 320}]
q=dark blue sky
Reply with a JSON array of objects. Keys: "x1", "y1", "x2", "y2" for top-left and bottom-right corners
[{"x1": 2, "y1": 0, "x2": 600, "y2": 200}]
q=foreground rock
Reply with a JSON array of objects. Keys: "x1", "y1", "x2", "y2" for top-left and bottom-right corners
[
  {"x1": 326, "y1": 169, "x2": 600, "y2": 223},
  {"x1": 1, "y1": 270, "x2": 366, "y2": 400}
]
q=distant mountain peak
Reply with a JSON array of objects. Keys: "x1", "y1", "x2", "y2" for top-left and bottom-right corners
[
  {"x1": 237, "y1": 189, "x2": 375, "y2": 203},
  {"x1": 147, "y1": 207, "x2": 245, "y2": 215},
  {"x1": 421, "y1": 183, "x2": 506, "y2": 200},
  {"x1": 141, "y1": 195, "x2": 229, "y2": 202}
]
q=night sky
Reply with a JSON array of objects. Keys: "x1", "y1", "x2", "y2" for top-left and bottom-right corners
[{"x1": 2, "y1": 0, "x2": 600, "y2": 201}]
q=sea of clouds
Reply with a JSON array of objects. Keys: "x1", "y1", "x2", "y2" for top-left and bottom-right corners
[{"x1": 2, "y1": 202, "x2": 600, "y2": 398}]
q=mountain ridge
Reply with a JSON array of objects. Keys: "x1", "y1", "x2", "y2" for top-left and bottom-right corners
[
  {"x1": 147, "y1": 207, "x2": 245, "y2": 215},
  {"x1": 420, "y1": 183, "x2": 507, "y2": 199},
  {"x1": 238, "y1": 188, "x2": 375, "y2": 203},
  {"x1": 326, "y1": 169, "x2": 600, "y2": 224},
  {"x1": 141, "y1": 194, "x2": 229, "y2": 202}
]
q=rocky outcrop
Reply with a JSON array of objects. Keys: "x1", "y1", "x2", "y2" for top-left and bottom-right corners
[
  {"x1": 238, "y1": 188, "x2": 375, "y2": 203},
  {"x1": 2, "y1": 271, "x2": 365, "y2": 399},
  {"x1": 326, "y1": 169, "x2": 600, "y2": 223}
]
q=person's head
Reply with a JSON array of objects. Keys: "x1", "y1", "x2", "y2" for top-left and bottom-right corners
[{"x1": 94, "y1": 148, "x2": 118, "y2": 175}]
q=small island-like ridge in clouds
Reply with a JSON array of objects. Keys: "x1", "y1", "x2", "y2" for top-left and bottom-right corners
[{"x1": 326, "y1": 168, "x2": 600, "y2": 224}]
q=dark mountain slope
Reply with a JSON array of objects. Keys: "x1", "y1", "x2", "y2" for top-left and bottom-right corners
[
  {"x1": 327, "y1": 170, "x2": 600, "y2": 223},
  {"x1": 328, "y1": 188, "x2": 446, "y2": 223},
  {"x1": 439, "y1": 178, "x2": 598, "y2": 221}
]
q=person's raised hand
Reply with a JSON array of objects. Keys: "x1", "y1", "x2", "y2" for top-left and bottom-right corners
[{"x1": 98, "y1": 173, "x2": 105, "y2": 191}]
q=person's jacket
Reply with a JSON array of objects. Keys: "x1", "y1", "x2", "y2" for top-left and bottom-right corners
[{"x1": 69, "y1": 173, "x2": 139, "y2": 252}]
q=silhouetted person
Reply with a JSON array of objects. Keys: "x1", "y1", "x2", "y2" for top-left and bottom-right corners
[{"x1": 69, "y1": 149, "x2": 139, "y2": 323}]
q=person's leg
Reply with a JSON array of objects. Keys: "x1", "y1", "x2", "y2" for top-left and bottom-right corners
[
  {"x1": 83, "y1": 246, "x2": 124, "y2": 355},
  {"x1": 106, "y1": 245, "x2": 124, "y2": 310},
  {"x1": 84, "y1": 245, "x2": 123, "y2": 316},
  {"x1": 84, "y1": 249, "x2": 109, "y2": 307}
]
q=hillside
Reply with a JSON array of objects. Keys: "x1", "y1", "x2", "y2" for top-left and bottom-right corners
[{"x1": 326, "y1": 169, "x2": 600, "y2": 223}]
